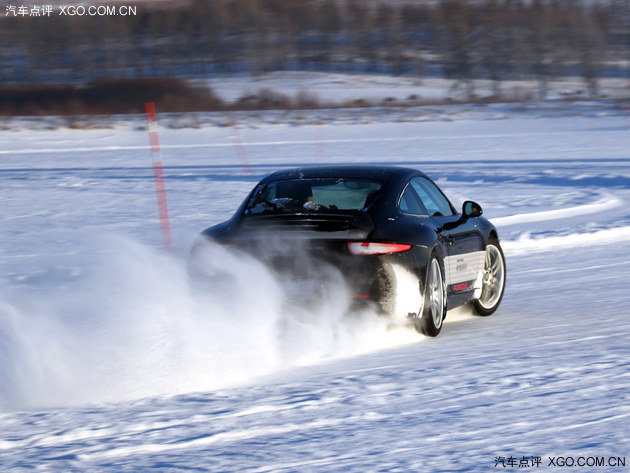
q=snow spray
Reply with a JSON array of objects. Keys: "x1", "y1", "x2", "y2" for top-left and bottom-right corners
[{"x1": 0, "y1": 235, "x2": 420, "y2": 410}]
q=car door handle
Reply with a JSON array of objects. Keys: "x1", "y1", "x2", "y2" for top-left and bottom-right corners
[{"x1": 439, "y1": 232, "x2": 454, "y2": 245}]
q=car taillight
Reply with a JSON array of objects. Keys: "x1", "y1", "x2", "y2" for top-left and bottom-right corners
[{"x1": 347, "y1": 242, "x2": 412, "y2": 255}]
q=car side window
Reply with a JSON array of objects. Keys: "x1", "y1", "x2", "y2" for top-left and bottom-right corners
[
  {"x1": 409, "y1": 177, "x2": 454, "y2": 217},
  {"x1": 399, "y1": 185, "x2": 428, "y2": 215}
]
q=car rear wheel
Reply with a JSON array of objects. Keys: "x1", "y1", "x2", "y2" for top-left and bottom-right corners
[
  {"x1": 472, "y1": 236, "x2": 506, "y2": 316},
  {"x1": 414, "y1": 255, "x2": 446, "y2": 337}
]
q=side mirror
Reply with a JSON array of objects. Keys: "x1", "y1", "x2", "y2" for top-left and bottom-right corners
[
  {"x1": 462, "y1": 200, "x2": 483, "y2": 219},
  {"x1": 440, "y1": 200, "x2": 483, "y2": 232}
]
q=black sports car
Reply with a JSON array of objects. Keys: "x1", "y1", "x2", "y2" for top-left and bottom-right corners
[{"x1": 191, "y1": 165, "x2": 506, "y2": 337}]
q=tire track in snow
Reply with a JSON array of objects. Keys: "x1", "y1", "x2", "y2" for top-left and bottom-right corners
[
  {"x1": 493, "y1": 195, "x2": 623, "y2": 227},
  {"x1": 502, "y1": 225, "x2": 630, "y2": 255},
  {"x1": 497, "y1": 193, "x2": 629, "y2": 254}
]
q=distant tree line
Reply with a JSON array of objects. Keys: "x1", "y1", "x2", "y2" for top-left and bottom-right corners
[
  {"x1": 1, "y1": 0, "x2": 629, "y2": 99},
  {"x1": 0, "y1": 78, "x2": 338, "y2": 116},
  {"x1": 0, "y1": 78, "x2": 223, "y2": 116}
]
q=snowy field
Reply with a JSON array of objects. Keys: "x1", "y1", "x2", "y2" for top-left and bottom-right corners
[
  {"x1": 1, "y1": 102, "x2": 630, "y2": 471},
  {"x1": 204, "y1": 71, "x2": 630, "y2": 104}
]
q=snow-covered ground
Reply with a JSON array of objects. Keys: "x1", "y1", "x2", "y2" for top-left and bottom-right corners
[
  {"x1": 1, "y1": 102, "x2": 630, "y2": 471},
  {"x1": 203, "y1": 71, "x2": 630, "y2": 104}
]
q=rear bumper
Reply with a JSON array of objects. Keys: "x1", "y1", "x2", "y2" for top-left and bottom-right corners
[{"x1": 194, "y1": 233, "x2": 426, "y2": 319}]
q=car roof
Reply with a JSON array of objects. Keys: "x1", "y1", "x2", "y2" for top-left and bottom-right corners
[{"x1": 266, "y1": 165, "x2": 426, "y2": 181}]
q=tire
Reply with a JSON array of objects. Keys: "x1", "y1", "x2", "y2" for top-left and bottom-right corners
[
  {"x1": 414, "y1": 254, "x2": 446, "y2": 337},
  {"x1": 472, "y1": 236, "x2": 506, "y2": 316}
]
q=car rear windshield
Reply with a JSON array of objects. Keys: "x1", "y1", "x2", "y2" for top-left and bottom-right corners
[{"x1": 246, "y1": 178, "x2": 383, "y2": 214}]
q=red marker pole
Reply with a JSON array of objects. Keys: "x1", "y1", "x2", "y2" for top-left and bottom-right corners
[
  {"x1": 230, "y1": 127, "x2": 252, "y2": 175},
  {"x1": 145, "y1": 102, "x2": 172, "y2": 251}
]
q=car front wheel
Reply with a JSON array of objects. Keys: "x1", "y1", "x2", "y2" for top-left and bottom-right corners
[{"x1": 472, "y1": 236, "x2": 506, "y2": 316}]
